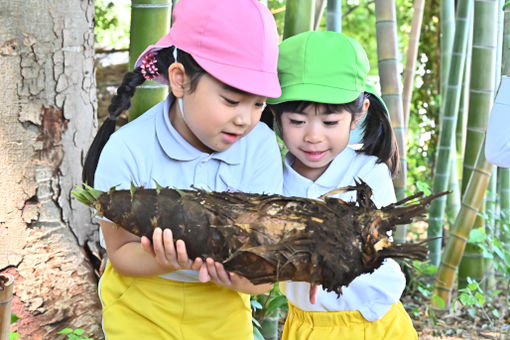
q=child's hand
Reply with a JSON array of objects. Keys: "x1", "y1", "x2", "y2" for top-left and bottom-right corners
[
  {"x1": 309, "y1": 283, "x2": 319, "y2": 304},
  {"x1": 141, "y1": 228, "x2": 203, "y2": 272},
  {"x1": 198, "y1": 258, "x2": 272, "y2": 295}
]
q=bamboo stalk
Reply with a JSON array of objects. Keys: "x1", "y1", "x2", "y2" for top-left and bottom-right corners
[
  {"x1": 326, "y1": 0, "x2": 342, "y2": 32},
  {"x1": 314, "y1": 0, "x2": 327, "y2": 30},
  {"x1": 461, "y1": 0, "x2": 499, "y2": 193},
  {"x1": 458, "y1": 0, "x2": 500, "y2": 288},
  {"x1": 283, "y1": 0, "x2": 315, "y2": 39},
  {"x1": 456, "y1": 26, "x2": 472, "y2": 187},
  {"x1": 427, "y1": 0, "x2": 473, "y2": 266},
  {"x1": 128, "y1": 0, "x2": 171, "y2": 121},
  {"x1": 440, "y1": 0, "x2": 455, "y2": 104},
  {"x1": 433, "y1": 138, "x2": 493, "y2": 309},
  {"x1": 0, "y1": 274, "x2": 14, "y2": 340},
  {"x1": 403, "y1": 0, "x2": 425, "y2": 129},
  {"x1": 374, "y1": 0, "x2": 407, "y2": 242}
]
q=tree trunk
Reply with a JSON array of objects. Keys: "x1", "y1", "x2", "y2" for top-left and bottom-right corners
[{"x1": 0, "y1": 0, "x2": 102, "y2": 338}]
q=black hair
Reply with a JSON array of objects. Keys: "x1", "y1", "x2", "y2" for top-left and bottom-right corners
[
  {"x1": 82, "y1": 47, "x2": 206, "y2": 186},
  {"x1": 269, "y1": 92, "x2": 399, "y2": 177}
]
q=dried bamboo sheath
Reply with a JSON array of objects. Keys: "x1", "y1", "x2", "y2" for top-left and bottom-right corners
[{"x1": 75, "y1": 181, "x2": 446, "y2": 294}]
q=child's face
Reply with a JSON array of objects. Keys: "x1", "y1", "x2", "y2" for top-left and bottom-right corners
[
  {"x1": 280, "y1": 104, "x2": 358, "y2": 181},
  {"x1": 171, "y1": 73, "x2": 266, "y2": 153}
]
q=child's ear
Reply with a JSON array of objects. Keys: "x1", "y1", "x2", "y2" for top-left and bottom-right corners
[
  {"x1": 168, "y1": 63, "x2": 187, "y2": 98},
  {"x1": 351, "y1": 98, "x2": 370, "y2": 130}
]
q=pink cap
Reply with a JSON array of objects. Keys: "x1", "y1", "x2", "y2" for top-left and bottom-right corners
[{"x1": 135, "y1": 0, "x2": 281, "y2": 98}]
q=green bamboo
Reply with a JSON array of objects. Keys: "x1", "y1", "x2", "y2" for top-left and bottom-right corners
[
  {"x1": 440, "y1": 0, "x2": 455, "y2": 104},
  {"x1": 427, "y1": 0, "x2": 473, "y2": 266},
  {"x1": 402, "y1": 0, "x2": 425, "y2": 128},
  {"x1": 314, "y1": 0, "x2": 327, "y2": 30},
  {"x1": 446, "y1": 151, "x2": 461, "y2": 228},
  {"x1": 462, "y1": 0, "x2": 499, "y2": 193},
  {"x1": 442, "y1": 0, "x2": 460, "y2": 229},
  {"x1": 283, "y1": 0, "x2": 315, "y2": 39},
  {"x1": 458, "y1": 0, "x2": 500, "y2": 289},
  {"x1": 433, "y1": 139, "x2": 493, "y2": 309},
  {"x1": 129, "y1": 0, "x2": 171, "y2": 121},
  {"x1": 499, "y1": 169, "x2": 510, "y2": 248},
  {"x1": 374, "y1": 0, "x2": 407, "y2": 243},
  {"x1": 456, "y1": 25, "x2": 472, "y2": 185},
  {"x1": 326, "y1": 0, "x2": 342, "y2": 32}
]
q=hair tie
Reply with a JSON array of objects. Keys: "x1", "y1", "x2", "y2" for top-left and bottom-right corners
[{"x1": 140, "y1": 52, "x2": 159, "y2": 80}]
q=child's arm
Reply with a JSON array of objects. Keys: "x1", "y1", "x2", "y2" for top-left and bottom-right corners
[
  {"x1": 101, "y1": 220, "x2": 203, "y2": 276},
  {"x1": 199, "y1": 258, "x2": 272, "y2": 295}
]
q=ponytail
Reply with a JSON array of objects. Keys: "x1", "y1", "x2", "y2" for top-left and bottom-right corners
[
  {"x1": 358, "y1": 92, "x2": 400, "y2": 177},
  {"x1": 83, "y1": 47, "x2": 206, "y2": 186}
]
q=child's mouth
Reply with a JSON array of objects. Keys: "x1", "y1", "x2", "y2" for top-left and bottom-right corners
[
  {"x1": 221, "y1": 132, "x2": 240, "y2": 144},
  {"x1": 303, "y1": 150, "x2": 327, "y2": 161}
]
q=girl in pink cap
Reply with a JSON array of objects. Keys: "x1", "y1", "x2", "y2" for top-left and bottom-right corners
[{"x1": 82, "y1": 0, "x2": 282, "y2": 338}]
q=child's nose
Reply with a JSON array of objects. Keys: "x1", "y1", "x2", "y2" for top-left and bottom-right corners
[
  {"x1": 304, "y1": 125, "x2": 323, "y2": 143},
  {"x1": 233, "y1": 106, "x2": 253, "y2": 127}
]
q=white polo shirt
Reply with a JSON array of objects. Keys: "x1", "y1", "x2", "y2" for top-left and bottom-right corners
[
  {"x1": 94, "y1": 95, "x2": 283, "y2": 282},
  {"x1": 486, "y1": 76, "x2": 510, "y2": 167},
  {"x1": 282, "y1": 147, "x2": 406, "y2": 321}
]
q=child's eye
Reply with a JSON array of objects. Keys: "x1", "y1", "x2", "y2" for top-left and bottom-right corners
[
  {"x1": 223, "y1": 97, "x2": 240, "y2": 105},
  {"x1": 324, "y1": 121, "x2": 339, "y2": 126},
  {"x1": 255, "y1": 102, "x2": 266, "y2": 109},
  {"x1": 290, "y1": 119, "x2": 305, "y2": 125}
]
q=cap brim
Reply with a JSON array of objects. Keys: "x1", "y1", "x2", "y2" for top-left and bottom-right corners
[
  {"x1": 193, "y1": 55, "x2": 281, "y2": 98},
  {"x1": 267, "y1": 83, "x2": 361, "y2": 105}
]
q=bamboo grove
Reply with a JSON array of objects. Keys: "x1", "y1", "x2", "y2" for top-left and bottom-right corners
[{"x1": 123, "y1": 0, "x2": 509, "y2": 313}]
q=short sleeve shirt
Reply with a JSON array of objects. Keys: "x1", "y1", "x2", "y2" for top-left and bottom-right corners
[
  {"x1": 281, "y1": 147, "x2": 406, "y2": 321},
  {"x1": 94, "y1": 95, "x2": 283, "y2": 281}
]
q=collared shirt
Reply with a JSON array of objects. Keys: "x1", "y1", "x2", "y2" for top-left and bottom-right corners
[
  {"x1": 281, "y1": 147, "x2": 406, "y2": 321},
  {"x1": 95, "y1": 95, "x2": 283, "y2": 282}
]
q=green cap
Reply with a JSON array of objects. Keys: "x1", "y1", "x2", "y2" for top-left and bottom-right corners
[{"x1": 267, "y1": 31, "x2": 370, "y2": 105}]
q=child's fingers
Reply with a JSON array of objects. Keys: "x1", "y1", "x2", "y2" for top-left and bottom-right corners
[
  {"x1": 162, "y1": 229, "x2": 177, "y2": 264},
  {"x1": 175, "y1": 239, "x2": 192, "y2": 268},
  {"x1": 214, "y1": 262, "x2": 231, "y2": 285},
  {"x1": 191, "y1": 257, "x2": 203, "y2": 271},
  {"x1": 205, "y1": 258, "x2": 218, "y2": 281},
  {"x1": 309, "y1": 284, "x2": 319, "y2": 304},
  {"x1": 198, "y1": 263, "x2": 211, "y2": 282},
  {"x1": 152, "y1": 228, "x2": 168, "y2": 263},
  {"x1": 140, "y1": 236, "x2": 155, "y2": 257}
]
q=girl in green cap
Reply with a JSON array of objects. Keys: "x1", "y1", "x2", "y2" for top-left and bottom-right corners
[{"x1": 267, "y1": 31, "x2": 417, "y2": 339}]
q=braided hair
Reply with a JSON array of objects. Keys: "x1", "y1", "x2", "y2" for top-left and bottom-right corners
[{"x1": 82, "y1": 47, "x2": 206, "y2": 186}]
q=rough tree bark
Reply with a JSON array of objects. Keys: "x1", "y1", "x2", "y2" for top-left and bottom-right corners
[{"x1": 0, "y1": 0, "x2": 102, "y2": 338}]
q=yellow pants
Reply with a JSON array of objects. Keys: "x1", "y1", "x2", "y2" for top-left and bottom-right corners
[
  {"x1": 99, "y1": 262, "x2": 253, "y2": 340},
  {"x1": 282, "y1": 301, "x2": 417, "y2": 340}
]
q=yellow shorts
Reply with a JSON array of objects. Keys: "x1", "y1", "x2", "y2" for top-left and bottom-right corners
[
  {"x1": 282, "y1": 301, "x2": 417, "y2": 340},
  {"x1": 99, "y1": 262, "x2": 253, "y2": 340}
]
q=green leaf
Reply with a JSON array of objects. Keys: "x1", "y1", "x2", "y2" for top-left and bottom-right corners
[
  {"x1": 265, "y1": 295, "x2": 288, "y2": 316},
  {"x1": 10, "y1": 332, "x2": 20, "y2": 340},
  {"x1": 58, "y1": 328, "x2": 74, "y2": 334},
  {"x1": 73, "y1": 329, "x2": 85, "y2": 336},
  {"x1": 431, "y1": 295, "x2": 445, "y2": 309},
  {"x1": 475, "y1": 292, "x2": 485, "y2": 306},
  {"x1": 11, "y1": 313, "x2": 19, "y2": 324},
  {"x1": 468, "y1": 228, "x2": 486, "y2": 243},
  {"x1": 253, "y1": 325, "x2": 265, "y2": 340},
  {"x1": 251, "y1": 300, "x2": 263, "y2": 310}
]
